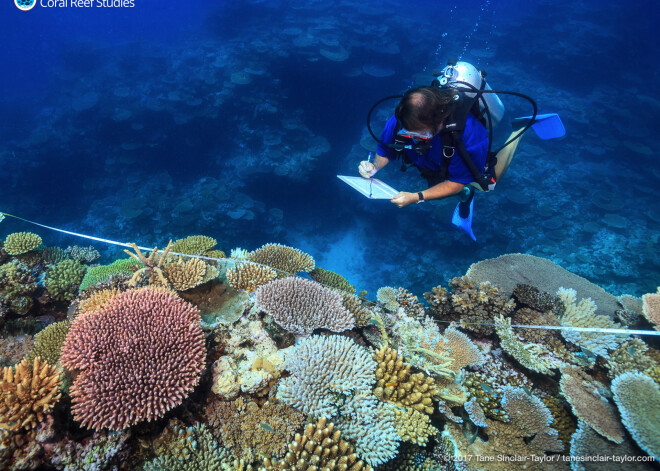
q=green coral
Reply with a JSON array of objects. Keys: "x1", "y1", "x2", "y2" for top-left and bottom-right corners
[
  {"x1": 0, "y1": 261, "x2": 37, "y2": 316},
  {"x1": 3, "y1": 232, "x2": 42, "y2": 255},
  {"x1": 25, "y1": 321, "x2": 70, "y2": 365},
  {"x1": 79, "y1": 258, "x2": 140, "y2": 292},
  {"x1": 143, "y1": 422, "x2": 233, "y2": 471},
  {"x1": 45, "y1": 259, "x2": 86, "y2": 301},
  {"x1": 170, "y1": 236, "x2": 218, "y2": 255},
  {"x1": 310, "y1": 266, "x2": 355, "y2": 294},
  {"x1": 463, "y1": 372, "x2": 509, "y2": 422}
]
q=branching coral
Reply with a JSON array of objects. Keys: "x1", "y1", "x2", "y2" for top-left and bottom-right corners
[
  {"x1": 64, "y1": 245, "x2": 100, "y2": 264},
  {"x1": 512, "y1": 283, "x2": 564, "y2": 314},
  {"x1": 463, "y1": 372, "x2": 508, "y2": 422},
  {"x1": 75, "y1": 288, "x2": 122, "y2": 319},
  {"x1": 254, "y1": 277, "x2": 354, "y2": 335},
  {"x1": 162, "y1": 256, "x2": 218, "y2": 291},
  {"x1": 78, "y1": 258, "x2": 140, "y2": 292},
  {"x1": 60, "y1": 287, "x2": 206, "y2": 430},
  {"x1": 376, "y1": 286, "x2": 399, "y2": 311},
  {"x1": 170, "y1": 235, "x2": 218, "y2": 255},
  {"x1": 44, "y1": 259, "x2": 87, "y2": 301},
  {"x1": 339, "y1": 292, "x2": 373, "y2": 327},
  {"x1": 0, "y1": 357, "x2": 62, "y2": 434},
  {"x1": 611, "y1": 372, "x2": 660, "y2": 460},
  {"x1": 310, "y1": 266, "x2": 355, "y2": 294},
  {"x1": 260, "y1": 417, "x2": 373, "y2": 471},
  {"x1": 3, "y1": 232, "x2": 42, "y2": 256},
  {"x1": 425, "y1": 277, "x2": 515, "y2": 336},
  {"x1": 570, "y1": 421, "x2": 649, "y2": 471},
  {"x1": 559, "y1": 365, "x2": 625, "y2": 443},
  {"x1": 372, "y1": 346, "x2": 436, "y2": 415},
  {"x1": 393, "y1": 287, "x2": 426, "y2": 319},
  {"x1": 247, "y1": 243, "x2": 314, "y2": 277},
  {"x1": 0, "y1": 261, "x2": 37, "y2": 316},
  {"x1": 642, "y1": 287, "x2": 660, "y2": 330},
  {"x1": 541, "y1": 395, "x2": 576, "y2": 450},
  {"x1": 605, "y1": 339, "x2": 656, "y2": 378},
  {"x1": 123, "y1": 241, "x2": 173, "y2": 286},
  {"x1": 0, "y1": 335, "x2": 34, "y2": 367},
  {"x1": 226, "y1": 261, "x2": 277, "y2": 294},
  {"x1": 392, "y1": 407, "x2": 437, "y2": 445},
  {"x1": 557, "y1": 287, "x2": 626, "y2": 358},
  {"x1": 25, "y1": 321, "x2": 70, "y2": 366}
]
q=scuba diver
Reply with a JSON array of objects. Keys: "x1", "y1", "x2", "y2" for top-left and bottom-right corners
[{"x1": 359, "y1": 60, "x2": 564, "y2": 241}]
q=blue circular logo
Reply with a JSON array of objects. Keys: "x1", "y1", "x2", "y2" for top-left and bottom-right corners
[{"x1": 15, "y1": 0, "x2": 37, "y2": 10}]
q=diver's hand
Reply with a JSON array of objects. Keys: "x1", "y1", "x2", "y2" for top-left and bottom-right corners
[
  {"x1": 390, "y1": 192, "x2": 419, "y2": 208},
  {"x1": 358, "y1": 161, "x2": 378, "y2": 179}
]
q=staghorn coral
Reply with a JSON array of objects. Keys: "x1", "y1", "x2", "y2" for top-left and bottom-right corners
[
  {"x1": 78, "y1": 258, "x2": 140, "y2": 292},
  {"x1": 494, "y1": 314, "x2": 563, "y2": 374},
  {"x1": 64, "y1": 245, "x2": 100, "y2": 264},
  {"x1": 642, "y1": 287, "x2": 660, "y2": 330},
  {"x1": 611, "y1": 372, "x2": 660, "y2": 460},
  {"x1": 541, "y1": 395, "x2": 576, "y2": 450},
  {"x1": 372, "y1": 346, "x2": 436, "y2": 415},
  {"x1": 605, "y1": 339, "x2": 656, "y2": 378},
  {"x1": 60, "y1": 287, "x2": 206, "y2": 430},
  {"x1": 25, "y1": 321, "x2": 70, "y2": 366},
  {"x1": 376, "y1": 286, "x2": 399, "y2": 311},
  {"x1": 260, "y1": 417, "x2": 372, "y2": 471},
  {"x1": 425, "y1": 277, "x2": 515, "y2": 336},
  {"x1": 170, "y1": 235, "x2": 218, "y2": 255},
  {"x1": 569, "y1": 421, "x2": 651, "y2": 471},
  {"x1": 3, "y1": 232, "x2": 42, "y2": 256},
  {"x1": 310, "y1": 266, "x2": 355, "y2": 294},
  {"x1": 254, "y1": 277, "x2": 354, "y2": 335},
  {"x1": 124, "y1": 241, "x2": 173, "y2": 286},
  {"x1": 557, "y1": 287, "x2": 626, "y2": 358},
  {"x1": 0, "y1": 335, "x2": 34, "y2": 367},
  {"x1": 0, "y1": 357, "x2": 62, "y2": 434},
  {"x1": 226, "y1": 261, "x2": 277, "y2": 294},
  {"x1": 392, "y1": 406, "x2": 437, "y2": 445},
  {"x1": 442, "y1": 387, "x2": 564, "y2": 471},
  {"x1": 216, "y1": 399, "x2": 306, "y2": 463},
  {"x1": 247, "y1": 243, "x2": 315, "y2": 277},
  {"x1": 144, "y1": 420, "x2": 234, "y2": 471},
  {"x1": 0, "y1": 261, "x2": 37, "y2": 316},
  {"x1": 44, "y1": 259, "x2": 86, "y2": 301},
  {"x1": 162, "y1": 255, "x2": 218, "y2": 291},
  {"x1": 559, "y1": 365, "x2": 625, "y2": 444}
]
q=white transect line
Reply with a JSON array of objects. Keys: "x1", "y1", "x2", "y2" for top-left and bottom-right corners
[{"x1": 2, "y1": 211, "x2": 658, "y2": 337}]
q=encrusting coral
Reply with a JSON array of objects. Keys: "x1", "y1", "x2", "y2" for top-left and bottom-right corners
[
  {"x1": 44, "y1": 259, "x2": 87, "y2": 301},
  {"x1": 60, "y1": 287, "x2": 206, "y2": 430},
  {"x1": 254, "y1": 277, "x2": 354, "y2": 335},
  {"x1": 372, "y1": 346, "x2": 436, "y2": 415},
  {"x1": 0, "y1": 357, "x2": 62, "y2": 435},
  {"x1": 260, "y1": 417, "x2": 373, "y2": 471},
  {"x1": 247, "y1": 243, "x2": 315, "y2": 277},
  {"x1": 226, "y1": 261, "x2": 277, "y2": 294},
  {"x1": 611, "y1": 372, "x2": 660, "y2": 460},
  {"x1": 3, "y1": 232, "x2": 42, "y2": 256},
  {"x1": 559, "y1": 365, "x2": 625, "y2": 444}
]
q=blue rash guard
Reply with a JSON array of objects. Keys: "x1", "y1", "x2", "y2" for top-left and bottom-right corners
[{"x1": 376, "y1": 114, "x2": 489, "y2": 185}]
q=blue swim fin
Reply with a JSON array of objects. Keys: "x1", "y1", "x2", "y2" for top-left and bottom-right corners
[
  {"x1": 452, "y1": 197, "x2": 477, "y2": 241},
  {"x1": 512, "y1": 113, "x2": 565, "y2": 140}
]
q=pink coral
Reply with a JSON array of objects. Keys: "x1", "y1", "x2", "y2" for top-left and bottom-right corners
[
  {"x1": 254, "y1": 278, "x2": 354, "y2": 334},
  {"x1": 60, "y1": 287, "x2": 206, "y2": 431}
]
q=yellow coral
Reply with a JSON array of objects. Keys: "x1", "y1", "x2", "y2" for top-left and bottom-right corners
[
  {"x1": 247, "y1": 243, "x2": 314, "y2": 278},
  {"x1": 372, "y1": 346, "x2": 436, "y2": 415},
  {"x1": 226, "y1": 261, "x2": 277, "y2": 294},
  {"x1": 76, "y1": 288, "x2": 122, "y2": 318},
  {"x1": 260, "y1": 417, "x2": 372, "y2": 471},
  {"x1": 0, "y1": 357, "x2": 62, "y2": 433},
  {"x1": 3, "y1": 232, "x2": 42, "y2": 256},
  {"x1": 162, "y1": 256, "x2": 216, "y2": 291},
  {"x1": 642, "y1": 287, "x2": 660, "y2": 330},
  {"x1": 392, "y1": 407, "x2": 437, "y2": 445},
  {"x1": 170, "y1": 235, "x2": 218, "y2": 255},
  {"x1": 25, "y1": 321, "x2": 70, "y2": 366}
]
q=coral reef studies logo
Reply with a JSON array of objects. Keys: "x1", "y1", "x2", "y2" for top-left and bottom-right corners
[{"x1": 15, "y1": 0, "x2": 37, "y2": 10}]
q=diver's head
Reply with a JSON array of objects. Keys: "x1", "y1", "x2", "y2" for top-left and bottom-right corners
[{"x1": 395, "y1": 86, "x2": 455, "y2": 135}]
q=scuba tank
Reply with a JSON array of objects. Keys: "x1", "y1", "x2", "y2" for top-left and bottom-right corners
[{"x1": 433, "y1": 60, "x2": 505, "y2": 127}]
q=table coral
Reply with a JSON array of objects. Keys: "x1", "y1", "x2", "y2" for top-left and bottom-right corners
[
  {"x1": 309, "y1": 266, "x2": 355, "y2": 294},
  {"x1": 254, "y1": 277, "x2": 354, "y2": 335},
  {"x1": 60, "y1": 287, "x2": 206, "y2": 430},
  {"x1": 170, "y1": 235, "x2": 218, "y2": 255},
  {"x1": 0, "y1": 357, "x2": 62, "y2": 435},
  {"x1": 163, "y1": 255, "x2": 218, "y2": 291},
  {"x1": 226, "y1": 261, "x2": 277, "y2": 294},
  {"x1": 611, "y1": 372, "x2": 660, "y2": 460},
  {"x1": 247, "y1": 243, "x2": 314, "y2": 278},
  {"x1": 3, "y1": 232, "x2": 42, "y2": 256}
]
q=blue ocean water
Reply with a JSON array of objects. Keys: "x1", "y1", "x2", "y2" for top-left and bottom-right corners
[{"x1": 1, "y1": 0, "x2": 658, "y2": 299}]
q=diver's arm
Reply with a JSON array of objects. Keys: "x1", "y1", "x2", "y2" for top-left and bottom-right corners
[
  {"x1": 358, "y1": 154, "x2": 390, "y2": 178},
  {"x1": 390, "y1": 180, "x2": 464, "y2": 208}
]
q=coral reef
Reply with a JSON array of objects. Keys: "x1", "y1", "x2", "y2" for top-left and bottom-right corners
[
  {"x1": 540, "y1": 395, "x2": 576, "y2": 450},
  {"x1": 64, "y1": 245, "x2": 101, "y2": 264},
  {"x1": 124, "y1": 241, "x2": 173, "y2": 286},
  {"x1": 75, "y1": 287, "x2": 122, "y2": 319},
  {"x1": 393, "y1": 287, "x2": 426, "y2": 320},
  {"x1": 559, "y1": 365, "x2": 625, "y2": 443},
  {"x1": 60, "y1": 286, "x2": 206, "y2": 430},
  {"x1": 463, "y1": 371, "x2": 509, "y2": 422},
  {"x1": 392, "y1": 406, "x2": 437, "y2": 445},
  {"x1": 0, "y1": 335, "x2": 34, "y2": 367},
  {"x1": 44, "y1": 259, "x2": 87, "y2": 301},
  {"x1": 162, "y1": 255, "x2": 218, "y2": 291},
  {"x1": 642, "y1": 286, "x2": 660, "y2": 329},
  {"x1": 309, "y1": 266, "x2": 355, "y2": 294},
  {"x1": 339, "y1": 292, "x2": 373, "y2": 327},
  {"x1": 78, "y1": 258, "x2": 140, "y2": 292},
  {"x1": 605, "y1": 339, "x2": 657, "y2": 378},
  {"x1": 260, "y1": 417, "x2": 372, "y2": 471},
  {"x1": 512, "y1": 283, "x2": 564, "y2": 314},
  {"x1": 0, "y1": 261, "x2": 37, "y2": 317},
  {"x1": 247, "y1": 243, "x2": 315, "y2": 277},
  {"x1": 3, "y1": 232, "x2": 42, "y2": 256},
  {"x1": 226, "y1": 261, "x2": 277, "y2": 294},
  {"x1": 24, "y1": 320, "x2": 70, "y2": 366},
  {"x1": 254, "y1": 277, "x2": 354, "y2": 335},
  {"x1": 611, "y1": 372, "x2": 660, "y2": 460},
  {"x1": 170, "y1": 235, "x2": 219, "y2": 255},
  {"x1": 376, "y1": 286, "x2": 399, "y2": 311}
]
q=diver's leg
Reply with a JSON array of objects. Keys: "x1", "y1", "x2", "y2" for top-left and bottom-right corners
[
  {"x1": 458, "y1": 186, "x2": 475, "y2": 218},
  {"x1": 493, "y1": 130, "x2": 524, "y2": 182}
]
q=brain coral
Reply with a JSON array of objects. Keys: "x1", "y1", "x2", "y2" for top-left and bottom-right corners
[
  {"x1": 254, "y1": 277, "x2": 354, "y2": 335},
  {"x1": 3, "y1": 232, "x2": 42, "y2": 256},
  {"x1": 60, "y1": 287, "x2": 206, "y2": 430},
  {"x1": 611, "y1": 372, "x2": 660, "y2": 460},
  {"x1": 247, "y1": 243, "x2": 315, "y2": 277}
]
